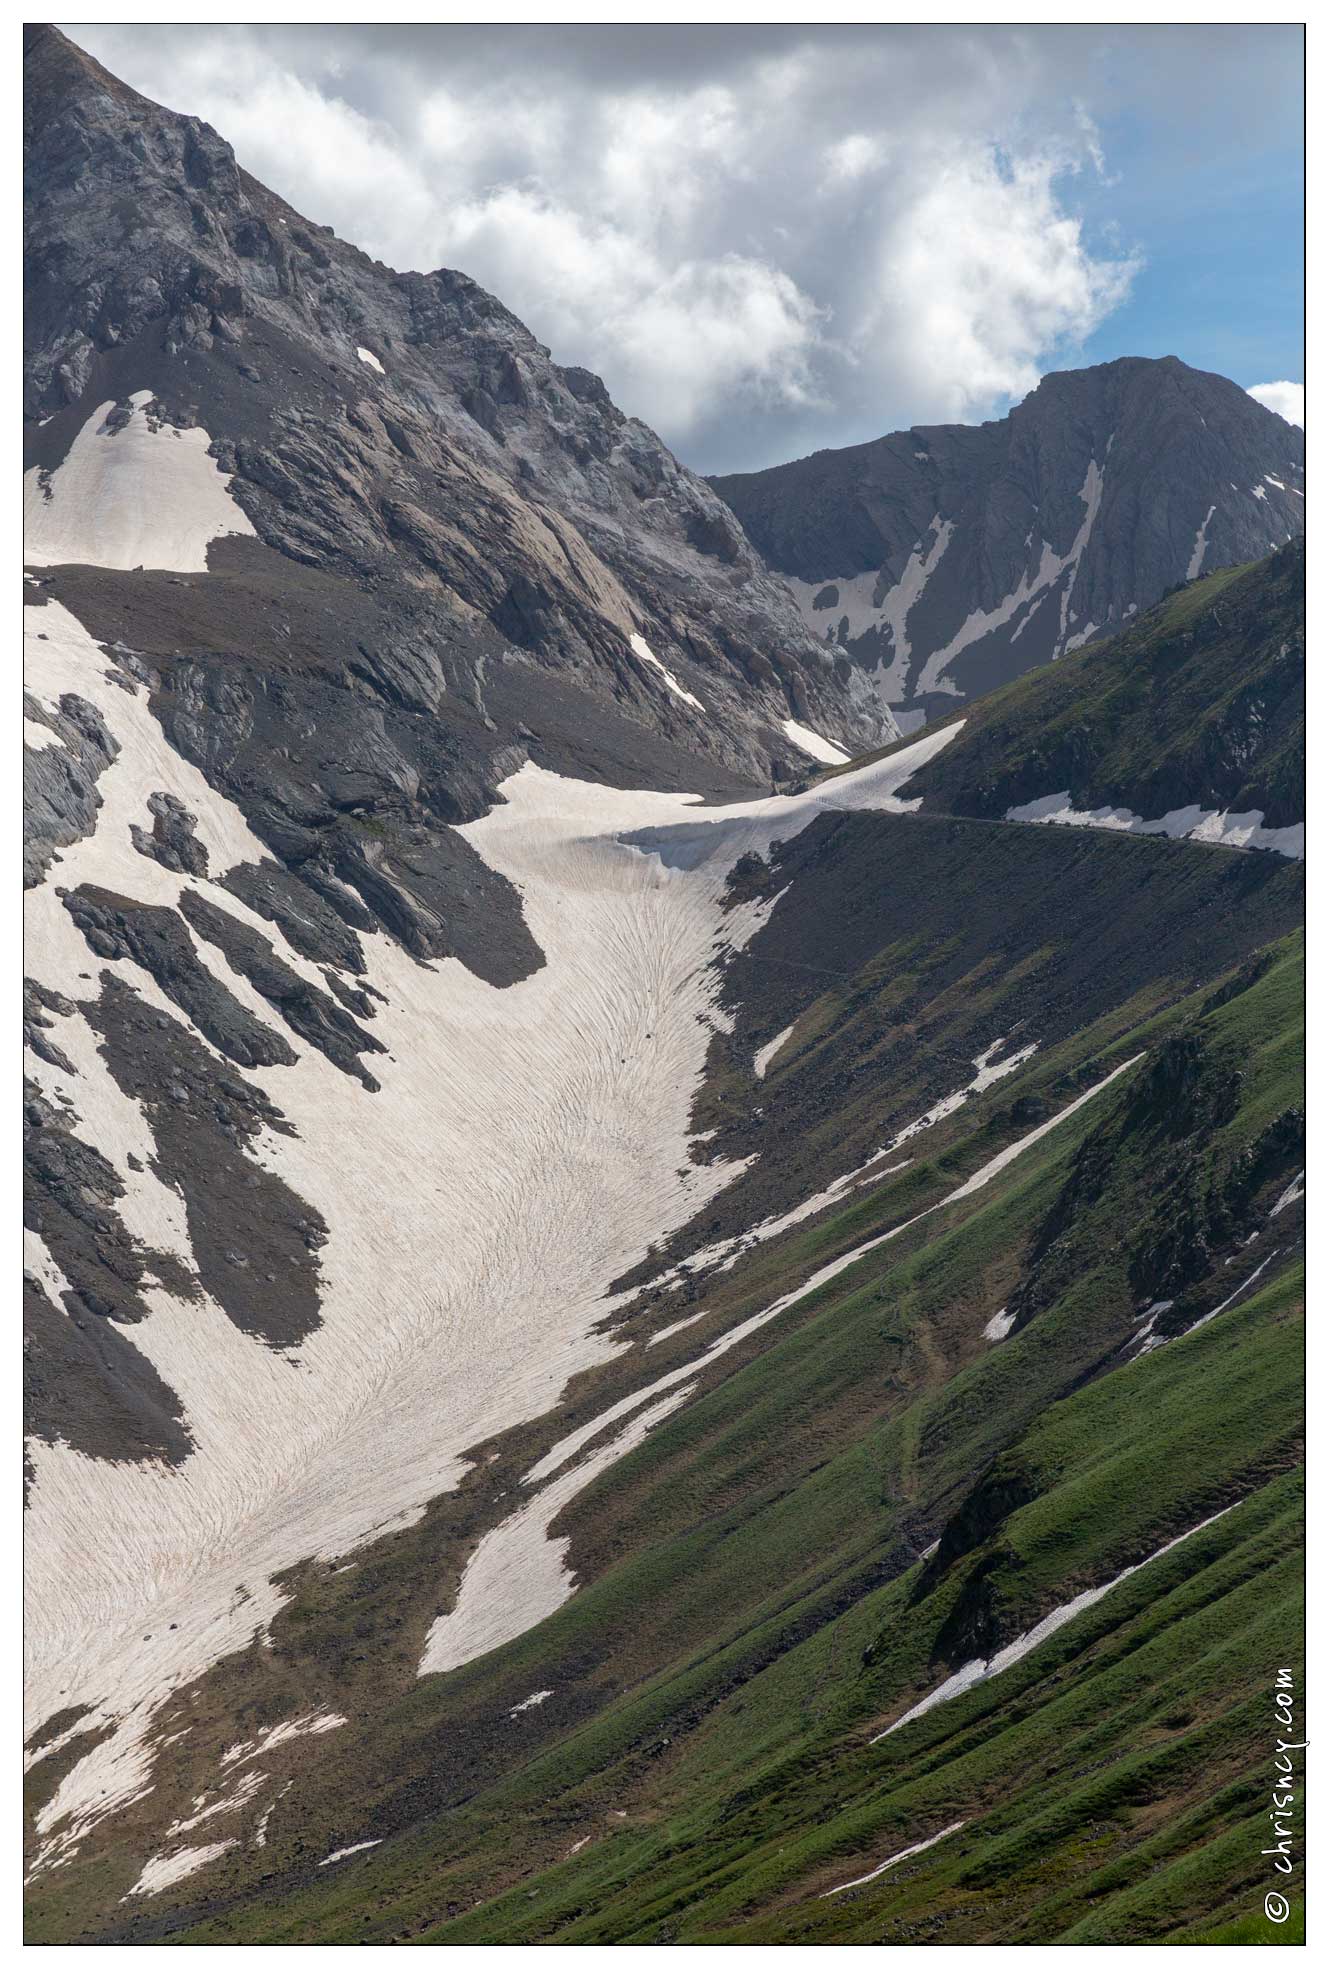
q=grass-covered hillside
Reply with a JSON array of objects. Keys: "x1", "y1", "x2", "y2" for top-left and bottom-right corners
[
  {"x1": 840, "y1": 542, "x2": 1304, "y2": 833},
  {"x1": 25, "y1": 528, "x2": 1303, "y2": 1955},
  {"x1": 31, "y1": 804, "x2": 1302, "y2": 1944}
]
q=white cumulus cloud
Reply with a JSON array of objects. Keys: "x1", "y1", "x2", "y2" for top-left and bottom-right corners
[
  {"x1": 1247, "y1": 381, "x2": 1304, "y2": 427},
  {"x1": 435, "y1": 186, "x2": 825, "y2": 435},
  {"x1": 857, "y1": 145, "x2": 1138, "y2": 423},
  {"x1": 70, "y1": 24, "x2": 1156, "y2": 467}
]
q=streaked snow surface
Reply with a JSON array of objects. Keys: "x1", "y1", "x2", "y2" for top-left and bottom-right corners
[
  {"x1": 753, "y1": 1020, "x2": 797, "y2": 1079},
  {"x1": 23, "y1": 591, "x2": 962, "y2": 1868},
  {"x1": 24, "y1": 393, "x2": 256, "y2": 572},
  {"x1": 319, "y1": 1840, "x2": 382, "y2": 1866},
  {"x1": 872, "y1": 1508, "x2": 1233, "y2": 1743},
  {"x1": 628, "y1": 631, "x2": 704, "y2": 710},
  {"x1": 506, "y1": 1053, "x2": 1139, "y2": 1639},
  {"x1": 126, "y1": 1839, "x2": 237, "y2": 1898},
  {"x1": 1187, "y1": 504, "x2": 1217, "y2": 580},
  {"x1": 822, "y1": 1819, "x2": 967, "y2": 1897},
  {"x1": 782, "y1": 719, "x2": 849, "y2": 765},
  {"x1": 1006, "y1": 791, "x2": 1303, "y2": 861}
]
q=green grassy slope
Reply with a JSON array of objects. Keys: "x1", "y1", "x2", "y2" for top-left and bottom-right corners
[
  {"x1": 678, "y1": 804, "x2": 1300, "y2": 1268},
  {"x1": 823, "y1": 543, "x2": 1303, "y2": 831},
  {"x1": 61, "y1": 930, "x2": 1301, "y2": 1949},
  {"x1": 26, "y1": 559, "x2": 1304, "y2": 1939}
]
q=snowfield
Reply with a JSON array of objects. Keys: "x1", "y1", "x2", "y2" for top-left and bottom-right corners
[
  {"x1": 22, "y1": 442, "x2": 965, "y2": 1874},
  {"x1": 418, "y1": 1387, "x2": 695, "y2": 1675},
  {"x1": 24, "y1": 393, "x2": 256, "y2": 572},
  {"x1": 872, "y1": 1507, "x2": 1234, "y2": 1743},
  {"x1": 628, "y1": 631, "x2": 704, "y2": 710},
  {"x1": 23, "y1": 387, "x2": 1222, "y2": 1886},
  {"x1": 781, "y1": 719, "x2": 850, "y2": 765},
  {"x1": 1005, "y1": 790, "x2": 1303, "y2": 860}
]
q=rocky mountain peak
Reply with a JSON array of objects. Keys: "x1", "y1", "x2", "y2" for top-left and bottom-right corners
[
  {"x1": 26, "y1": 26, "x2": 895, "y2": 790},
  {"x1": 712, "y1": 353, "x2": 1304, "y2": 726}
]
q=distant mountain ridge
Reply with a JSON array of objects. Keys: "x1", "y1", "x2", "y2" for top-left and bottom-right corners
[
  {"x1": 865, "y1": 540, "x2": 1305, "y2": 857},
  {"x1": 711, "y1": 356, "x2": 1304, "y2": 726}
]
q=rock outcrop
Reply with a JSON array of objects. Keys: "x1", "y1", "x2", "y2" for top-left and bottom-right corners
[
  {"x1": 24, "y1": 24, "x2": 895, "y2": 788},
  {"x1": 712, "y1": 356, "x2": 1304, "y2": 725}
]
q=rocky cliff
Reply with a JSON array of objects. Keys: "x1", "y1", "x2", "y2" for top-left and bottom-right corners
[
  {"x1": 25, "y1": 21, "x2": 894, "y2": 824},
  {"x1": 712, "y1": 356, "x2": 1304, "y2": 727}
]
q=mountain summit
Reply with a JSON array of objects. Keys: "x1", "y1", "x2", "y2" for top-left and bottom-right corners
[
  {"x1": 711, "y1": 355, "x2": 1304, "y2": 726},
  {"x1": 25, "y1": 23, "x2": 893, "y2": 793}
]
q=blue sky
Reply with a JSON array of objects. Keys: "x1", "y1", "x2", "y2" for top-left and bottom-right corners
[
  {"x1": 1078, "y1": 85, "x2": 1303, "y2": 391},
  {"x1": 68, "y1": 22, "x2": 1304, "y2": 471}
]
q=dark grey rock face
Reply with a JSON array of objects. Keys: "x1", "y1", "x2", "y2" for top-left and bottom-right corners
[
  {"x1": 177, "y1": 887, "x2": 385, "y2": 1087},
  {"x1": 24, "y1": 979, "x2": 77, "y2": 1076},
  {"x1": 63, "y1": 885, "x2": 300, "y2": 1071},
  {"x1": 87, "y1": 973, "x2": 328, "y2": 1349},
  {"x1": 24, "y1": 1079, "x2": 191, "y2": 1331},
  {"x1": 218, "y1": 862, "x2": 368, "y2": 975},
  {"x1": 23, "y1": 1057, "x2": 197, "y2": 1479},
  {"x1": 24, "y1": 1270, "x2": 192, "y2": 1481},
  {"x1": 711, "y1": 356, "x2": 1305, "y2": 725},
  {"x1": 44, "y1": 551, "x2": 550, "y2": 987},
  {"x1": 130, "y1": 791, "x2": 209, "y2": 876},
  {"x1": 23, "y1": 25, "x2": 895, "y2": 776},
  {"x1": 23, "y1": 689, "x2": 119, "y2": 885}
]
